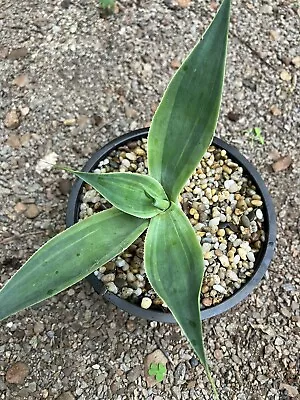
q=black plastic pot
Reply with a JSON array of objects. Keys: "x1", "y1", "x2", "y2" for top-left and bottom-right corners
[{"x1": 66, "y1": 128, "x2": 276, "y2": 323}]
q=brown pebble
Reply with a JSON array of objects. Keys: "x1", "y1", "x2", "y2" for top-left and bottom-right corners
[
  {"x1": 4, "y1": 110, "x2": 20, "y2": 129},
  {"x1": 227, "y1": 111, "x2": 241, "y2": 122},
  {"x1": 236, "y1": 199, "x2": 247, "y2": 211},
  {"x1": 105, "y1": 261, "x2": 115, "y2": 272},
  {"x1": 202, "y1": 297, "x2": 213, "y2": 307},
  {"x1": 253, "y1": 240, "x2": 262, "y2": 250},
  {"x1": 33, "y1": 321, "x2": 45, "y2": 335},
  {"x1": 14, "y1": 202, "x2": 27, "y2": 214},
  {"x1": 201, "y1": 285, "x2": 210, "y2": 294},
  {"x1": 126, "y1": 319, "x2": 136, "y2": 333},
  {"x1": 8, "y1": 47, "x2": 28, "y2": 60},
  {"x1": 58, "y1": 179, "x2": 71, "y2": 195},
  {"x1": 171, "y1": 58, "x2": 181, "y2": 69},
  {"x1": 153, "y1": 297, "x2": 163, "y2": 306},
  {"x1": 0, "y1": 46, "x2": 9, "y2": 59},
  {"x1": 6, "y1": 362, "x2": 29, "y2": 384},
  {"x1": 7, "y1": 134, "x2": 21, "y2": 148},
  {"x1": 270, "y1": 105, "x2": 281, "y2": 116},
  {"x1": 125, "y1": 106, "x2": 138, "y2": 119},
  {"x1": 214, "y1": 349, "x2": 223, "y2": 360},
  {"x1": 272, "y1": 156, "x2": 292, "y2": 172},
  {"x1": 24, "y1": 204, "x2": 39, "y2": 219},
  {"x1": 177, "y1": 0, "x2": 191, "y2": 8},
  {"x1": 12, "y1": 74, "x2": 29, "y2": 87},
  {"x1": 215, "y1": 249, "x2": 223, "y2": 257}
]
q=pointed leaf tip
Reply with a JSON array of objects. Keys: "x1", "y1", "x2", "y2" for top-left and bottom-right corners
[
  {"x1": 65, "y1": 170, "x2": 170, "y2": 219},
  {"x1": 148, "y1": 0, "x2": 231, "y2": 201}
]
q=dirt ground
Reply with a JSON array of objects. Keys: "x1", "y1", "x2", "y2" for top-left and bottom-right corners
[{"x1": 0, "y1": 1, "x2": 299, "y2": 399}]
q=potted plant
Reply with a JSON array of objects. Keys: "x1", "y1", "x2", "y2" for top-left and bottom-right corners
[
  {"x1": 66, "y1": 128, "x2": 276, "y2": 324},
  {"x1": 0, "y1": 0, "x2": 276, "y2": 397}
]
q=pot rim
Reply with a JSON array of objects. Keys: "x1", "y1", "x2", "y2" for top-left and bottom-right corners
[{"x1": 66, "y1": 128, "x2": 276, "y2": 323}]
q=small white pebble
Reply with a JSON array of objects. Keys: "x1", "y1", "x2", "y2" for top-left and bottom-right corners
[
  {"x1": 86, "y1": 207, "x2": 93, "y2": 216},
  {"x1": 226, "y1": 270, "x2": 239, "y2": 282},
  {"x1": 224, "y1": 179, "x2": 239, "y2": 193},
  {"x1": 247, "y1": 252, "x2": 255, "y2": 262},
  {"x1": 122, "y1": 159, "x2": 130, "y2": 168},
  {"x1": 201, "y1": 197, "x2": 210, "y2": 205},
  {"x1": 219, "y1": 213, "x2": 227, "y2": 222},
  {"x1": 213, "y1": 284, "x2": 226, "y2": 294},
  {"x1": 233, "y1": 239, "x2": 242, "y2": 247},
  {"x1": 106, "y1": 282, "x2": 118, "y2": 294},
  {"x1": 228, "y1": 234, "x2": 237, "y2": 242},
  {"x1": 194, "y1": 223, "x2": 204, "y2": 230},
  {"x1": 126, "y1": 272, "x2": 135, "y2": 283},
  {"x1": 193, "y1": 187, "x2": 202, "y2": 195},
  {"x1": 202, "y1": 243, "x2": 212, "y2": 253},
  {"x1": 134, "y1": 288, "x2": 142, "y2": 296},
  {"x1": 275, "y1": 337, "x2": 284, "y2": 346},
  {"x1": 141, "y1": 297, "x2": 152, "y2": 309},
  {"x1": 240, "y1": 241, "x2": 251, "y2": 250},
  {"x1": 219, "y1": 243, "x2": 227, "y2": 251},
  {"x1": 256, "y1": 209, "x2": 263, "y2": 220},
  {"x1": 233, "y1": 255, "x2": 241, "y2": 264},
  {"x1": 122, "y1": 263, "x2": 130, "y2": 271},
  {"x1": 136, "y1": 274, "x2": 144, "y2": 282},
  {"x1": 116, "y1": 259, "x2": 125, "y2": 268},
  {"x1": 209, "y1": 217, "x2": 220, "y2": 227}
]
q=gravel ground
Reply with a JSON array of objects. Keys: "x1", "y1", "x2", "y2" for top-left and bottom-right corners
[{"x1": 0, "y1": 0, "x2": 299, "y2": 399}]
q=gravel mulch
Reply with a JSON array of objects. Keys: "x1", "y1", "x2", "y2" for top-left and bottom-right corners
[{"x1": 0, "y1": 1, "x2": 299, "y2": 399}]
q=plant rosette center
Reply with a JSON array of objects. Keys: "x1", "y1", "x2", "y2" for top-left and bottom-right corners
[{"x1": 78, "y1": 137, "x2": 266, "y2": 311}]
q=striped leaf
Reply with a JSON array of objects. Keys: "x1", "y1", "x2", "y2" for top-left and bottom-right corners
[
  {"x1": 148, "y1": 0, "x2": 231, "y2": 202},
  {"x1": 0, "y1": 208, "x2": 148, "y2": 321},
  {"x1": 64, "y1": 169, "x2": 170, "y2": 219},
  {"x1": 145, "y1": 202, "x2": 218, "y2": 398}
]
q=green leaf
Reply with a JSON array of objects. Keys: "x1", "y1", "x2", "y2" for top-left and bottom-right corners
[
  {"x1": 253, "y1": 127, "x2": 264, "y2": 144},
  {"x1": 157, "y1": 363, "x2": 167, "y2": 374},
  {"x1": 148, "y1": 363, "x2": 167, "y2": 382},
  {"x1": 63, "y1": 169, "x2": 170, "y2": 219},
  {"x1": 148, "y1": 364, "x2": 158, "y2": 376},
  {"x1": 148, "y1": 0, "x2": 231, "y2": 201},
  {"x1": 0, "y1": 208, "x2": 148, "y2": 321},
  {"x1": 155, "y1": 373, "x2": 165, "y2": 382},
  {"x1": 144, "y1": 202, "x2": 218, "y2": 398},
  {"x1": 99, "y1": 0, "x2": 115, "y2": 9}
]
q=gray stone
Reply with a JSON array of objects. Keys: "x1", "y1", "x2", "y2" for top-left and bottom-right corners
[{"x1": 174, "y1": 362, "x2": 186, "y2": 382}]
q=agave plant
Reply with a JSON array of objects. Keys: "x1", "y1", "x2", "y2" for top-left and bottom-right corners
[{"x1": 0, "y1": 0, "x2": 231, "y2": 397}]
